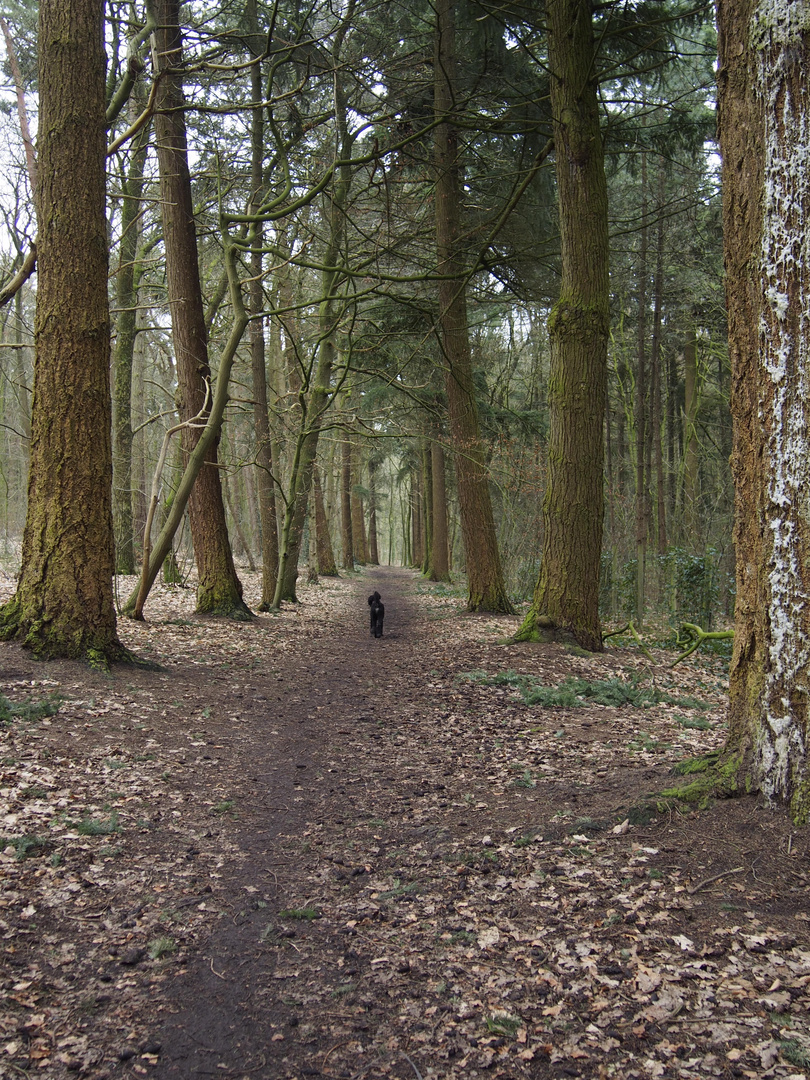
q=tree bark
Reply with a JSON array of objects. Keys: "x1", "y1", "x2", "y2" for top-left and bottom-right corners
[
  {"x1": 112, "y1": 108, "x2": 149, "y2": 576},
  {"x1": 313, "y1": 465, "x2": 339, "y2": 575},
  {"x1": 367, "y1": 459, "x2": 380, "y2": 565},
  {"x1": 683, "y1": 331, "x2": 700, "y2": 546},
  {"x1": 247, "y1": 0, "x2": 279, "y2": 611},
  {"x1": 152, "y1": 0, "x2": 250, "y2": 619},
  {"x1": 514, "y1": 0, "x2": 609, "y2": 652},
  {"x1": 0, "y1": 0, "x2": 126, "y2": 664},
  {"x1": 428, "y1": 434, "x2": 451, "y2": 582},
  {"x1": 719, "y1": 0, "x2": 810, "y2": 821},
  {"x1": 340, "y1": 437, "x2": 354, "y2": 570},
  {"x1": 434, "y1": 0, "x2": 512, "y2": 613}
]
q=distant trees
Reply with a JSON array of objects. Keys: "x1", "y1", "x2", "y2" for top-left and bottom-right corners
[{"x1": 0, "y1": 0, "x2": 737, "y2": 645}]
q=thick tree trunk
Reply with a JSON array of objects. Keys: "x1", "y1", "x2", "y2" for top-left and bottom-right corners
[
  {"x1": 152, "y1": 0, "x2": 250, "y2": 619},
  {"x1": 434, "y1": 0, "x2": 512, "y2": 614},
  {"x1": 0, "y1": 0, "x2": 126, "y2": 664},
  {"x1": 514, "y1": 0, "x2": 609, "y2": 652},
  {"x1": 719, "y1": 0, "x2": 810, "y2": 821}
]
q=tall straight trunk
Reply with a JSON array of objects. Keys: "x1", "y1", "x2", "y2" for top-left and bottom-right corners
[
  {"x1": 434, "y1": 0, "x2": 512, "y2": 614},
  {"x1": 652, "y1": 160, "x2": 667, "y2": 555},
  {"x1": 515, "y1": 0, "x2": 609, "y2": 652},
  {"x1": 635, "y1": 151, "x2": 649, "y2": 627},
  {"x1": 367, "y1": 460, "x2": 380, "y2": 565},
  {"x1": 683, "y1": 331, "x2": 699, "y2": 546},
  {"x1": 112, "y1": 110, "x2": 149, "y2": 576},
  {"x1": 420, "y1": 435, "x2": 433, "y2": 576},
  {"x1": 351, "y1": 436, "x2": 368, "y2": 564},
  {"x1": 428, "y1": 434, "x2": 451, "y2": 582},
  {"x1": 340, "y1": 438, "x2": 354, "y2": 570},
  {"x1": 719, "y1": 0, "x2": 810, "y2": 821},
  {"x1": 313, "y1": 465, "x2": 338, "y2": 575},
  {"x1": 247, "y1": 0, "x2": 279, "y2": 610},
  {"x1": 152, "y1": 0, "x2": 250, "y2": 619},
  {"x1": 0, "y1": 0, "x2": 125, "y2": 663}
]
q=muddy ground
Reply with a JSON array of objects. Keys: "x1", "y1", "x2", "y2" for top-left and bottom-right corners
[{"x1": 1, "y1": 567, "x2": 809, "y2": 1080}]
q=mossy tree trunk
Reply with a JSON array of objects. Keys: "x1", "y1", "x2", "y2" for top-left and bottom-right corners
[
  {"x1": 514, "y1": 0, "x2": 609, "y2": 652},
  {"x1": 434, "y1": 0, "x2": 512, "y2": 614},
  {"x1": 152, "y1": 0, "x2": 250, "y2": 619},
  {"x1": 0, "y1": 0, "x2": 126, "y2": 664},
  {"x1": 718, "y1": 0, "x2": 810, "y2": 822}
]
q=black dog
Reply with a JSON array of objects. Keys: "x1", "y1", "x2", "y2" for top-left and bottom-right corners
[{"x1": 368, "y1": 591, "x2": 385, "y2": 638}]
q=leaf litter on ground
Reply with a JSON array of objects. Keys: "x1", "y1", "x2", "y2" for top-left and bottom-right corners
[{"x1": 0, "y1": 569, "x2": 809, "y2": 1079}]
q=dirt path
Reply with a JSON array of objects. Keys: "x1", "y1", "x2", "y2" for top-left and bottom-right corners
[{"x1": 2, "y1": 568, "x2": 810, "y2": 1080}]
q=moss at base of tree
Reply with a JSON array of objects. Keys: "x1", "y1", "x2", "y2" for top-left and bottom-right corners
[
  {"x1": 657, "y1": 751, "x2": 743, "y2": 808},
  {"x1": 0, "y1": 598, "x2": 133, "y2": 669},
  {"x1": 789, "y1": 779, "x2": 810, "y2": 827},
  {"x1": 195, "y1": 592, "x2": 254, "y2": 621},
  {"x1": 513, "y1": 610, "x2": 601, "y2": 652}
]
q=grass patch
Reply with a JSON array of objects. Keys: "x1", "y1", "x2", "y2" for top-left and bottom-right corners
[
  {"x1": 780, "y1": 1040, "x2": 810, "y2": 1069},
  {"x1": 0, "y1": 834, "x2": 52, "y2": 860},
  {"x1": 485, "y1": 1013, "x2": 523, "y2": 1037},
  {"x1": 148, "y1": 936, "x2": 176, "y2": 960},
  {"x1": 459, "y1": 670, "x2": 710, "y2": 711},
  {"x1": 377, "y1": 879, "x2": 421, "y2": 900},
  {"x1": 0, "y1": 692, "x2": 61, "y2": 725},
  {"x1": 278, "y1": 907, "x2": 321, "y2": 920},
  {"x1": 77, "y1": 812, "x2": 120, "y2": 836}
]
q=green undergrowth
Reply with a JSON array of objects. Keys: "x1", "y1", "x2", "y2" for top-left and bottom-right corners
[
  {"x1": 0, "y1": 692, "x2": 61, "y2": 725},
  {"x1": 460, "y1": 670, "x2": 710, "y2": 711}
]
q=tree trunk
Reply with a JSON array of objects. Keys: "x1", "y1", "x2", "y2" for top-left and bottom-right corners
[
  {"x1": 0, "y1": 0, "x2": 126, "y2": 664},
  {"x1": 367, "y1": 460, "x2": 380, "y2": 565},
  {"x1": 652, "y1": 160, "x2": 667, "y2": 556},
  {"x1": 112, "y1": 106, "x2": 149, "y2": 576},
  {"x1": 683, "y1": 331, "x2": 700, "y2": 546},
  {"x1": 635, "y1": 150, "x2": 649, "y2": 627},
  {"x1": 434, "y1": 0, "x2": 512, "y2": 614},
  {"x1": 428, "y1": 434, "x2": 451, "y2": 582},
  {"x1": 718, "y1": 0, "x2": 810, "y2": 821},
  {"x1": 340, "y1": 438, "x2": 354, "y2": 570},
  {"x1": 247, "y1": 0, "x2": 279, "y2": 611},
  {"x1": 152, "y1": 0, "x2": 250, "y2": 619},
  {"x1": 514, "y1": 0, "x2": 609, "y2": 652},
  {"x1": 313, "y1": 465, "x2": 338, "y2": 575}
]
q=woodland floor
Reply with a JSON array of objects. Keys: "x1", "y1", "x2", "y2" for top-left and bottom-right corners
[{"x1": 1, "y1": 567, "x2": 810, "y2": 1080}]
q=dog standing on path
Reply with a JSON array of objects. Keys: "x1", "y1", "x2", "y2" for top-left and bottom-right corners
[{"x1": 368, "y1": 591, "x2": 385, "y2": 638}]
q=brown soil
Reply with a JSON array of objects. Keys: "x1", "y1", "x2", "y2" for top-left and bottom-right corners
[{"x1": 1, "y1": 567, "x2": 809, "y2": 1080}]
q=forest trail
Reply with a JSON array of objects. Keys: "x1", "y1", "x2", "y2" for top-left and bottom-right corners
[{"x1": 2, "y1": 569, "x2": 810, "y2": 1080}]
